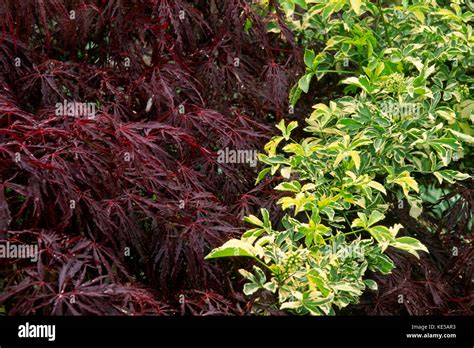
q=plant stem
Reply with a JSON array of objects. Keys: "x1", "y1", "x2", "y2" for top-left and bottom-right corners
[
  {"x1": 377, "y1": 0, "x2": 393, "y2": 47},
  {"x1": 323, "y1": 228, "x2": 366, "y2": 242},
  {"x1": 254, "y1": 257, "x2": 274, "y2": 272}
]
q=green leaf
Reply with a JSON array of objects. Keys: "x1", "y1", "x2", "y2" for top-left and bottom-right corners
[
  {"x1": 449, "y1": 129, "x2": 474, "y2": 144},
  {"x1": 333, "y1": 282, "x2": 363, "y2": 296},
  {"x1": 352, "y1": 212, "x2": 368, "y2": 228},
  {"x1": 307, "y1": 271, "x2": 331, "y2": 297},
  {"x1": 411, "y1": 10, "x2": 425, "y2": 23},
  {"x1": 262, "y1": 155, "x2": 288, "y2": 165},
  {"x1": 304, "y1": 49, "x2": 315, "y2": 69},
  {"x1": 367, "y1": 181, "x2": 387, "y2": 195},
  {"x1": 238, "y1": 268, "x2": 255, "y2": 281},
  {"x1": 342, "y1": 76, "x2": 375, "y2": 93},
  {"x1": 350, "y1": 0, "x2": 362, "y2": 15},
  {"x1": 337, "y1": 118, "x2": 364, "y2": 130},
  {"x1": 298, "y1": 73, "x2": 314, "y2": 93},
  {"x1": 387, "y1": 171, "x2": 419, "y2": 197},
  {"x1": 274, "y1": 181, "x2": 301, "y2": 192},
  {"x1": 242, "y1": 228, "x2": 265, "y2": 241},
  {"x1": 261, "y1": 208, "x2": 270, "y2": 227},
  {"x1": 255, "y1": 167, "x2": 271, "y2": 184},
  {"x1": 302, "y1": 183, "x2": 317, "y2": 192},
  {"x1": 368, "y1": 225, "x2": 394, "y2": 249},
  {"x1": 264, "y1": 136, "x2": 284, "y2": 156},
  {"x1": 367, "y1": 210, "x2": 386, "y2": 227},
  {"x1": 280, "y1": 166, "x2": 292, "y2": 179},
  {"x1": 244, "y1": 214, "x2": 264, "y2": 227},
  {"x1": 266, "y1": 20, "x2": 281, "y2": 34},
  {"x1": 280, "y1": 301, "x2": 301, "y2": 311},
  {"x1": 283, "y1": 143, "x2": 305, "y2": 155},
  {"x1": 289, "y1": 83, "x2": 303, "y2": 106},
  {"x1": 364, "y1": 279, "x2": 378, "y2": 291},
  {"x1": 276, "y1": 120, "x2": 298, "y2": 140},
  {"x1": 303, "y1": 292, "x2": 335, "y2": 314},
  {"x1": 350, "y1": 138, "x2": 373, "y2": 149},
  {"x1": 429, "y1": 138, "x2": 459, "y2": 149},
  {"x1": 405, "y1": 56, "x2": 424, "y2": 72},
  {"x1": 407, "y1": 196, "x2": 423, "y2": 219},
  {"x1": 263, "y1": 281, "x2": 278, "y2": 293},
  {"x1": 326, "y1": 36, "x2": 348, "y2": 49},
  {"x1": 281, "y1": 0, "x2": 295, "y2": 16},
  {"x1": 303, "y1": 222, "x2": 331, "y2": 247},
  {"x1": 292, "y1": 0, "x2": 307, "y2": 9},
  {"x1": 240, "y1": 266, "x2": 267, "y2": 295},
  {"x1": 276, "y1": 119, "x2": 287, "y2": 136},
  {"x1": 278, "y1": 192, "x2": 314, "y2": 214},
  {"x1": 433, "y1": 170, "x2": 470, "y2": 184},
  {"x1": 287, "y1": 121, "x2": 298, "y2": 135},
  {"x1": 243, "y1": 282, "x2": 261, "y2": 295},
  {"x1": 389, "y1": 224, "x2": 403, "y2": 238},
  {"x1": 348, "y1": 150, "x2": 360, "y2": 170},
  {"x1": 205, "y1": 239, "x2": 258, "y2": 259},
  {"x1": 370, "y1": 253, "x2": 395, "y2": 274},
  {"x1": 391, "y1": 237, "x2": 429, "y2": 258}
]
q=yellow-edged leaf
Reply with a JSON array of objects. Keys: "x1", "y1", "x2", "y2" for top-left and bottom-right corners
[
  {"x1": 367, "y1": 181, "x2": 387, "y2": 195},
  {"x1": 350, "y1": 0, "x2": 362, "y2": 15}
]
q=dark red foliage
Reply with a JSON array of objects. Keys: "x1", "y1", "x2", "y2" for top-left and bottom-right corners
[
  {"x1": 0, "y1": 0, "x2": 299, "y2": 314},
  {"x1": 0, "y1": 230, "x2": 173, "y2": 315},
  {"x1": 353, "y1": 184, "x2": 473, "y2": 316},
  {"x1": 357, "y1": 247, "x2": 473, "y2": 315}
]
